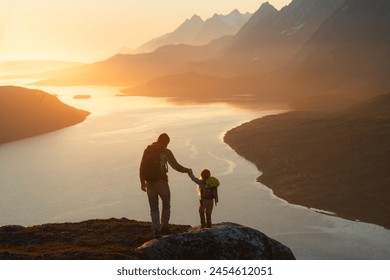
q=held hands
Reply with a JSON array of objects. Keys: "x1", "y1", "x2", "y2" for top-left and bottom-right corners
[{"x1": 187, "y1": 168, "x2": 194, "y2": 177}]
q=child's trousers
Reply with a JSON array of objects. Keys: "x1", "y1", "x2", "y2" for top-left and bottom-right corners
[{"x1": 199, "y1": 198, "x2": 213, "y2": 228}]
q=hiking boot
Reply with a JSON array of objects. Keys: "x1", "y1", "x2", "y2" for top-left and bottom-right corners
[{"x1": 161, "y1": 227, "x2": 170, "y2": 235}]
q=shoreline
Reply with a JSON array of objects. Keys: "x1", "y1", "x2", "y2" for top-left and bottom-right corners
[{"x1": 224, "y1": 94, "x2": 390, "y2": 229}]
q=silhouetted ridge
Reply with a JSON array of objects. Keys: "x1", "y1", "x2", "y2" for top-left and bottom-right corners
[
  {"x1": 228, "y1": 0, "x2": 345, "y2": 58},
  {"x1": 286, "y1": 0, "x2": 390, "y2": 96},
  {"x1": 137, "y1": 10, "x2": 251, "y2": 53}
]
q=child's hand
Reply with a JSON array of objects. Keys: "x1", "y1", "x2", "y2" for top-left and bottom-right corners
[{"x1": 187, "y1": 168, "x2": 193, "y2": 177}]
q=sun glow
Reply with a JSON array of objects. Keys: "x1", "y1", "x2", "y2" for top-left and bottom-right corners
[{"x1": 0, "y1": 0, "x2": 292, "y2": 63}]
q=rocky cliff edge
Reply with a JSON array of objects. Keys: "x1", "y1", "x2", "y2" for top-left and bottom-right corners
[{"x1": 0, "y1": 218, "x2": 294, "y2": 260}]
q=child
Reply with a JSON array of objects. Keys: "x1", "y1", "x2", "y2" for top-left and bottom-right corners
[{"x1": 188, "y1": 169, "x2": 219, "y2": 228}]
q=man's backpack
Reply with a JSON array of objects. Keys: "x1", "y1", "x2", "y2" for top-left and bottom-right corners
[{"x1": 141, "y1": 145, "x2": 163, "y2": 182}]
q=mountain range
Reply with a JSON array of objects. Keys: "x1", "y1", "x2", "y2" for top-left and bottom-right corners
[
  {"x1": 32, "y1": 0, "x2": 390, "y2": 108},
  {"x1": 136, "y1": 10, "x2": 251, "y2": 53},
  {"x1": 31, "y1": 41, "x2": 228, "y2": 86},
  {"x1": 124, "y1": 0, "x2": 390, "y2": 106},
  {"x1": 224, "y1": 0, "x2": 345, "y2": 72},
  {"x1": 285, "y1": 0, "x2": 390, "y2": 98}
]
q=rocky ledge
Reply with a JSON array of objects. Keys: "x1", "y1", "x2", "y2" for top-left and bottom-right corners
[
  {"x1": 138, "y1": 222, "x2": 295, "y2": 260},
  {"x1": 0, "y1": 218, "x2": 294, "y2": 260}
]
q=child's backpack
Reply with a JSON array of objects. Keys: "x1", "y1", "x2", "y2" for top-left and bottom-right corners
[
  {"x1": 205, "y1": 177, "x2": 220, "y2": 188},
  {"x1": 140, "y1": 145, "x2": 163, "y2": 182},
  {"x1": 202, "y1": 177, "x2": 220, "y2": 199}
]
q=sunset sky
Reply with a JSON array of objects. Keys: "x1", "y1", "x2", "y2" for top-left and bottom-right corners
[{"x1": 0, "y1": 0, "x2": 292, "y2": 63}]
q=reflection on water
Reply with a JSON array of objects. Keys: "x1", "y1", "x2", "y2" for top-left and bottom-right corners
[{"x1": 0, "y1": 84, "x2": 389, "y2": 260}]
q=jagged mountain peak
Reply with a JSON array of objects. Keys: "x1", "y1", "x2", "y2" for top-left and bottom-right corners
[
  {"x1": 260, "y1": 1, "x2": 276, "y2": 9},
  {"x1": 234, "y1": 0, "x2": 345, "y2": 43},
  {"x1": 210, "y1": 13, "x2": 221, "y2": 19},
  {"x1": 232, "y1": 2, "x2": 278, "y2": 42},
  {"x1": 136, "y1": 10, "x2": 251, "y2": 53},
  {"x1": 222, "y1": 9, "x2": 252, "y2": 26},
  {"x1": 254, "y1": 1, "x2": 278, "y2": 18},
  {"x1": 229, "y1": 9, "x2": 241, "y2": 15},
  {"x1": 188, "y1": 14, "x2": 203, "y2": 22}
]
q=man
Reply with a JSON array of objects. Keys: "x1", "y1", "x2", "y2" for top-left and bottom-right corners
[{"x1": 139, "y1": 133, "x2": 190, "y2": 238}]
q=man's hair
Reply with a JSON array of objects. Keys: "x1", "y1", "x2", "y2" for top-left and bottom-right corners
[
  {"x1": 157, "y1": 133, "x2": 170, "y2": 145},
  {"x1": 201, "y1": 169, "x2": 211, "y2": 180}
]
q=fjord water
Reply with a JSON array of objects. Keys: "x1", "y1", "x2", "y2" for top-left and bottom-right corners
[{"x1": 0, "y1": 85, "x2": 389, "y2": 259}]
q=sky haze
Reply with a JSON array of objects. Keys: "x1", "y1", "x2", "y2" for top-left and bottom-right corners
[{"x1": 0, "y1": 0, "x2": 292, "y2": 62}]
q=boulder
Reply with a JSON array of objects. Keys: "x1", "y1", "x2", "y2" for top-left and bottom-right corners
[{"x1": 137, "y1": 222, "x2": 295, "y2": 260}]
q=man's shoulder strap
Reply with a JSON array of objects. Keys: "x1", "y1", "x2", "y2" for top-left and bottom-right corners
[{"x1": 145, "y1": 143, "x2": 163, "y2": 152}]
